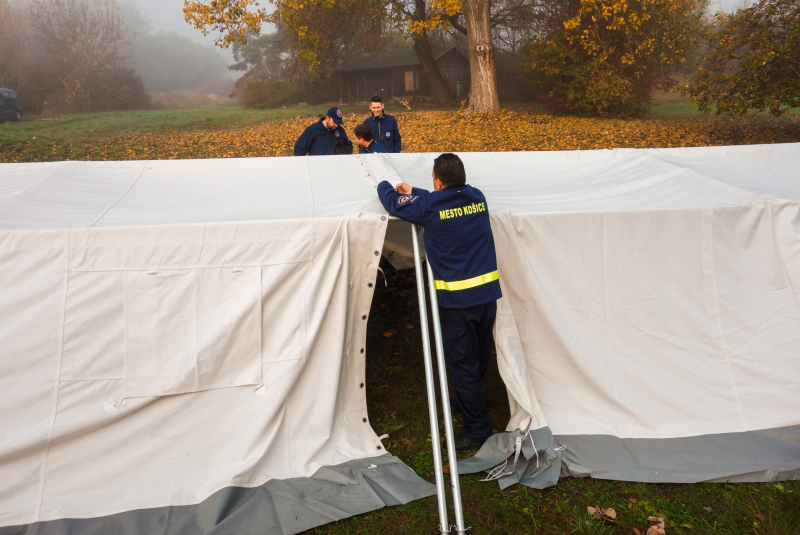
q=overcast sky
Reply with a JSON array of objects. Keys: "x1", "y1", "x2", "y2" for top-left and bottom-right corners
[
  {"x1": 135, "y1": 0, "x2": 747, "y2": 47},
  {"x1": 133, "y1": 0, "x2": 274, "y2": 48}
]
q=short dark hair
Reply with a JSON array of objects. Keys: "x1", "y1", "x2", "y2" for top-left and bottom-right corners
[
  {"x1": 370, "y1": 95, "x2": 383, "y2": 104},
  {"x1": 333, "y1": 141, "x2": 352, "y2": 155},
  {"x1": 353, "y1": 124, "x2": 373, "y2": 142},
  {"x1": 433, "y1": 153, "x2": 466, "y2": 188}
]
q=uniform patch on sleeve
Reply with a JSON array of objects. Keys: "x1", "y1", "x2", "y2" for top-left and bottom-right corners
[{"x1": 397, "y1": 195, "x2": 418, "y2": 206}]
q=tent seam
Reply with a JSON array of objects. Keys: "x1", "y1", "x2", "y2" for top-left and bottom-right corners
[
  {"x1": 35, "y1": 228, "x2": 71, "y2": 522},
  {"x1": 88, "y1": 160, "x2": 148, "y2": 227}
]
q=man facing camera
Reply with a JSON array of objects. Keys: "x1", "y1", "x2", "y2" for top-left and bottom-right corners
[
  {"x1": 294, "y1": 107, "x2": 353, "y2": 156},
  {"x1": 354, "y1": 124, "x2": 387, "y2": 154},
  {"x1": 376, "y1": 153, "x2": 501, "y2": 450},
  {"x1": 363, "y1": 96, "x2": 401, "y2": 153}
]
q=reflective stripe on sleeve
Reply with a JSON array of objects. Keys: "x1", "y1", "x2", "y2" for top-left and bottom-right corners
[{"x1": 433, "y1": 270, "x2": 499, "y2": 291}]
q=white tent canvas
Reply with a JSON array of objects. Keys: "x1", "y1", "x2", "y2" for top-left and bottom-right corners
[{"x1": 1, "y1": 144, "x2": 799, "y2": 533}]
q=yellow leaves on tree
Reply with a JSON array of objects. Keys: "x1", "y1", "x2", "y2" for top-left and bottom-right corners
[{"x1": 526, "y1": 0, "x2": 706, "y2": 115}]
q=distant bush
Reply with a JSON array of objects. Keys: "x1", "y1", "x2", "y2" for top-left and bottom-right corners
[
  {"x1": 524, "y1": 0, "x2": 706, "y2": 116},
  {"x1": 0, "y1": 0, "x2": 150, "y2": 115},
  {"x1": 564, "y1": 60, "x2": 635, "y2": 116},
  {"x1": 241, "y1": 80, "x2": 301, "y2": 109}
]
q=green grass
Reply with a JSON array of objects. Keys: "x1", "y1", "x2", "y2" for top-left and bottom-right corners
[
  {"x1": 303, "y1": 267, "x2": 800, "y2": 534},
  {"x1": 0, "y1": 103, "x2": 369, "y2": 140}
]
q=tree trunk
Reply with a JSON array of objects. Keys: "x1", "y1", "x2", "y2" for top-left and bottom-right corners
[
  {"x1": 462, "y1": 0, "x2": 500, "y2": 112},
  {"x1": 413, "y1": 34, "x2": 457, "y2": 105},
  {"x1": 411, "y1": 0, "x2": 456, "y2": 105}
]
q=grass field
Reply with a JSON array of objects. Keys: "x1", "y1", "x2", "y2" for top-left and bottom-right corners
[
  {"x1": 2, "y1": 103, "x2": 799, "y2": 534},
  {"x1": 2, "y1": 100, "x2": 799, "y2": 163}
]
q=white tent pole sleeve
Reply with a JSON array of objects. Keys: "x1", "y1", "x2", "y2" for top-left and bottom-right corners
[
  {"x1": 425, "y1": 258, "x2": 468, "y2": 534},
  {"x1": 411, "y1": 224, "x2": 450, "y2": 534}
]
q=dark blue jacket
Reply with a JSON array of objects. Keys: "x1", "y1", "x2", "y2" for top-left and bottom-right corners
[
  {"x1": 377, "y1": 181, "x2": 502, "y2": 308},
  {"x1": 294, "y1": 119, "x2": 353, "y2": 156},
  {"x1": 358, "y1": 140, "x2": 388, "y2": 154},
  {"x1": 364, "y1": 113, "x2": 401, "y2": 153}
]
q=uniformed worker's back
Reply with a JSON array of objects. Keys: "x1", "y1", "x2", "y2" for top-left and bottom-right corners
[
  {"x1": 377, "y1": 157, "x2": 501, "y2": 309},
  {"x1": 417, "y1": 185, "x2": 500, "y2": 308}
]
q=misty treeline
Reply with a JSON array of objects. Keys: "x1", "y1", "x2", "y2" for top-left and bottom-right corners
[
  {"x1": 0, "y1": 0, "x2": 230, "y2": 115},
  {"x1": 224, "y1": 0, "x2": 558, "y2": 108},
  {"x1": 0, "y1": 0, "x2": 149, "y2": 114}
]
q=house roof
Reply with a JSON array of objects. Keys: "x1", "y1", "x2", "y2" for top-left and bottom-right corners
[{"x1": 336, "y1": 47, "x2": 461, "y2": 72}]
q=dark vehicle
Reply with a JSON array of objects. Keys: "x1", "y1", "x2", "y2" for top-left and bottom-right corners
[{"x1": 0, "y1": 88, "x2": 22, "y2": 122}]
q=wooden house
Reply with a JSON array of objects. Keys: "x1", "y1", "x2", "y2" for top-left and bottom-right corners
[{"x1": 336, "y1": 47, "x2": 470, "y2": 103}]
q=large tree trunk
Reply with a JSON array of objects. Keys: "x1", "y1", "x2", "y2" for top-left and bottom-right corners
[
  {"x1": 412, "y1": 0, "x2": 456, "y2": 105},
  {"x1": 462, "y1": 0, "x2": 500, "y2": 112}
]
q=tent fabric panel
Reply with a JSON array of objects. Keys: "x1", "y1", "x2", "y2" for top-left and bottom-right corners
[
  {"x1": 0, "y1": 216, "x2": 391, "y2": 528},
  {"x1": 557, "y1": 424, "x2": 800, "y2": 483},
  {"x1": 0, "y1": 455, "x2": 436, "y2": 535},
  {"x1": 490, "y1": 201, "x2": 800, "y2": 440},
  {"x1": 67, "y1": 219, "x2": 313, "y2": 271},
  {"x1": 0, "y1": 161, "x2": 145, "y2": 230},
  {"x1": 646, "y1": 143, "x2": 800, "y2": 200},
  {"x1": 0, "y1": 233, "x2": 68, "y2": 526},
  {"x1": 458, "y1": 427, "x2": 562, "y2": 490},
  {"x1": 360, "y1": 148, "x2": 785, "y2": 215}
]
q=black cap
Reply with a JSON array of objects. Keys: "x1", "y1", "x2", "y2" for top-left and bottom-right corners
[{"x1": 326, "y1": 107, "x2": 344, "y2": 125}]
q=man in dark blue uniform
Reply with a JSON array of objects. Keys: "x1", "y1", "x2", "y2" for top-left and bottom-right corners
[
  {"x1": 354, "y1": 124, "x2": 388, "y2": 154},
  {"x1": 363, "y1": 96, "x2": 401, "y2": 153},
  {"x1": 377, "y1": 153, "x2": 501, "y2": 450},
  {"x1": 294, "y1": 107, "x2": 353, "y2": 156}
]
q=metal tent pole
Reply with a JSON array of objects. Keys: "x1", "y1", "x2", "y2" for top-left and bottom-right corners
[
  {"x1": 411, "y1": 224, "x2": 450, "y2": 534},
  {"x1": 425, "y1": 259, "x2": 468, "y2": 534}
]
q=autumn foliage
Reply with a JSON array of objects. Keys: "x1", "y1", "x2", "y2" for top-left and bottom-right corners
[
  {"x1": 3, "y1": 110, "x2": 799, "y2": 163},
  {"x1": 682, "y1": 0, "x2": 800, "y2": 116},
  {"x1": 525, "y1": 0, "x2": 706, "y2": 115}
]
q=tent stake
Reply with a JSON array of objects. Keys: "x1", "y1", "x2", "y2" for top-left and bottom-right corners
[
  {"x1": 425, "y1": 259, "x2": 469, "y2": 534},
  {"x1": 411, "y1": 224, "x2": 451, "y2": 534}
]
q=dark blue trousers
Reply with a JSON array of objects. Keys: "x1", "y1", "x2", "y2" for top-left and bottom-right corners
[{"x1": 439, "y1": 300, "x2": 497, "y2": 444}]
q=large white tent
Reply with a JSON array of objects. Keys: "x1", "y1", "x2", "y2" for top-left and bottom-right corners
[{"x1": 1, "y1": 144, "x2": 799, "y2": 533}]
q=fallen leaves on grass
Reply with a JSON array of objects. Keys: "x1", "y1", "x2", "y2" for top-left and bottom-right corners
[
  {"x1": 646, "y1": 516, "x2": 666, "y2": 535},
  {"x1": 588, "y1": 505, "x2": 617, "y2": 522},
  {"x1": 4, "y1": 110, "x2": 799, "y2": 163}
]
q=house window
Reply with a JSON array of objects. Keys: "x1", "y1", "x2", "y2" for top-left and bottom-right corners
[{"x1": 404, "y1": 71, "x2": 419, "y2": 92}]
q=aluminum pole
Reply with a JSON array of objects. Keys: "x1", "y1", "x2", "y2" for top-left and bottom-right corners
[
  {"x1": 426, "y1": 256, "x2": 468, "y2": 534},
  {"x1": 411, "y1": 224, "x2": 450, "y2": 534}
]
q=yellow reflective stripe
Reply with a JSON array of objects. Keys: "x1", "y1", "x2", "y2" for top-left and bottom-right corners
[{"x1": 434, "y1": 270, "x2": 499, "y2": 291}]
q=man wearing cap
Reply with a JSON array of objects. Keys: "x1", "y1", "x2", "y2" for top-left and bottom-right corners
[
  {"x1": 294, "y1": 107, "x2": 353, "y2": 156},
  {"x1": 363, "y1": 96, "x2": 401, "y2": 153}
]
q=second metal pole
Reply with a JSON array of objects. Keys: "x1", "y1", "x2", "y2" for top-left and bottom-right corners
[
  {"x1": 411, "y1": 224, "x2": 450, "y2": 534},
  {"x1": 426, "y1": 259, "x2": 468, "y2": 534}
]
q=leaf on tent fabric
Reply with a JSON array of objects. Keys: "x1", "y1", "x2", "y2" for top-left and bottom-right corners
[{"x1": 646, "y1": 516, "x2": 666, "y2": 535}]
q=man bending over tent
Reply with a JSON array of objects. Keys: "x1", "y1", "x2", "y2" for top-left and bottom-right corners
[{"x1": 377, "y1": 154, "x2": 502, "y2": 450}]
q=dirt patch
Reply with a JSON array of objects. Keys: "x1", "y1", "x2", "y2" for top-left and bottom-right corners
[{"x1": 149, "y1": 91, "x2": 238, "y2": 110}]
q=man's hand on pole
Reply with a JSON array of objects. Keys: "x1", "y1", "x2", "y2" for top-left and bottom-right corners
[{"x1": 395, "y1": 182, "x2": 413, "y2": 194}]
